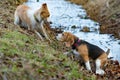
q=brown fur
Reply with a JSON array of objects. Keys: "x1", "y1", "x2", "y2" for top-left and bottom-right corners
[
  {"x1": 15, "y1": 5, "x2": 31, "y2": 29},
  {"x1": 60, "y1": 32, "x2": 90, "y2": 62},
  {"x1": 38, "y1": 3, "x2": 50, "y2": 19},
  {"x1": 98, "y1": 53, "x2": 107, "y2": 67},
  {"x1": 15, "y1": 3, "x2": 50, "y2": 30},
  {"x1": 77, "y1": 44, "x2": 89, "y2": 62},
  {"x1": 14, "y1": 3, "x2": 50, "y2": 41},
  {"x1": 58, "y1": 32, "x2": 108, "y2": 74},
  {"x1": 61, "y1": 32, "x2": 77, "y2": 47}
]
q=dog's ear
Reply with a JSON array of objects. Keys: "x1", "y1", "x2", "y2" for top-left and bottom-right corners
[
  {"x1": 40, "y1": 3, "x2": 50, "y2": 19},
  {"x1": 64, "y1": 33, "x2": 75, "y2": 47},
  {"x1": 42, "y1": 3, "x2": 47, "y2": 8},
  {"x1": 65, "y1": 42, "x2": 71, "y2": 47}
]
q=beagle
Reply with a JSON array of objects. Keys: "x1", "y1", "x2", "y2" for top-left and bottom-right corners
[
  {"x1": 56, "y1": 32, "x2": 109, "y2": 75},
  {"x1": 14, "y1": 3, "x2": 51, "y2": 41}
]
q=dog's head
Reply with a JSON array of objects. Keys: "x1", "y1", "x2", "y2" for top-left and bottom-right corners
[
  {"x1": 40, "y1": 3, "x2": 50, "y2": 20},
  {"x1": 56, "y1": 32, "x2": 77, "y2": 47}
]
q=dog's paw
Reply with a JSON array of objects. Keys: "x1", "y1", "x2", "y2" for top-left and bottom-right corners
[
  {"x1": 63, "y1": 52, "x2": 70, "y2": 55},
  {"x1": 96, "y1": 69, "x2": 105, "y2": 75}
]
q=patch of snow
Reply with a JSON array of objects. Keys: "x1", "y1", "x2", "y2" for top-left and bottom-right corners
[{"x1": 26, "y1": 0, "x2": 120, "y2": 62}]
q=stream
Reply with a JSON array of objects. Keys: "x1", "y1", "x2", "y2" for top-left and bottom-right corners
[{"x1": 26, "y1": 0, "x2": 120, "y2": 62}]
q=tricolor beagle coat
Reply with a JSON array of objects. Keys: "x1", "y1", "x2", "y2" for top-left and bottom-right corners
[{"x1": 56, "y1": 32, "x2": 109, "y2": 75}]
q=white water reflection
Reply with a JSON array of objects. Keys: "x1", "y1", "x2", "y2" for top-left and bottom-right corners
[{"x1": 26, "y1": 0, "x2": 120, "y2": 62}]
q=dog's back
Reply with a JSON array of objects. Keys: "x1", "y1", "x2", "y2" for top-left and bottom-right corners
[
  {"x1": 14, "y1": 5, "x2": 32, "y2": 28},
  {"x1": 78, "y1": 40, "x2": 105, "y2": 60}
]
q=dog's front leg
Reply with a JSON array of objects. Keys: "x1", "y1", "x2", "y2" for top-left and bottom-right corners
[
  {"x1": 14, "y1": 11, "x2": 20, "y2": 25},
  {"x1": 85, "y1": 61, "x2": 91, "y2": 71},
  {"x1": 28, "y1": 24, "x2": 33, "y2": 31},
  {"x1": 82, "y1": 55, "x2": 91, "y2": 71},
  {"x1": 74, "y1": 50, "x2": 91, "y2": 71},
  {"x1": 34, "y1": 30, "x2": 44, "y2": 41},
  {"x1": 95, "y1": 59, "x2": 105, "y2": 75},
  {"x1": 40, "y1": 21, "x2": 51, "y2": 41}
]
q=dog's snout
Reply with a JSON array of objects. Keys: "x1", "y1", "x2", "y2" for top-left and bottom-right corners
[
  {"x1": 55, "y1": 33, "x2": 58, "y2": 36},
  {"x1": 55, "y1": 33, "x2": 62, "y2": 41}
]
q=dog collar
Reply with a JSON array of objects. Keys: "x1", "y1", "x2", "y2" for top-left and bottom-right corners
[
  {"x1": 72, "y1": 38, "x2": 81, "y2": 50},
  {"x1": 34, "y1": 15, "x2": 39, "y2": 23},
  {"x1": 34, "y1": 15, "x2": 43, "y2": 23}
]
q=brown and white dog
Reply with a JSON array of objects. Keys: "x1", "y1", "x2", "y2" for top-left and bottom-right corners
[
  {"x1": 56, "y1": 32, "x2": 109, "y2": 75},
  {"x1": 14, "y1": 3, "x2": 50, "y2": 41}
]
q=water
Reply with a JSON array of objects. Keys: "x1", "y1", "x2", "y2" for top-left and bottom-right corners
[{"x1": 26, "y1": 0, "x2": 120, "y2": 62}]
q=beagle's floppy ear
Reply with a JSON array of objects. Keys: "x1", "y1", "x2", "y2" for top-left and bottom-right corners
[
  {"x1": 64, "y1": 32, "x2": 75, "y2": 47},
  {"x1": 65, "y1": 42, "x2": 71, "y2": 47},
  {"x1": 42, "y1": 3, "x2": 47, "y2": 8}
]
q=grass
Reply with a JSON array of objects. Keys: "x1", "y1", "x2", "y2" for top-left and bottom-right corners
[
  {"x1": 0, "y1": 0, "x2": 119, "y2": 79},
  {"x1": 0, "y1": 27, "x2": 96, "y2": 80},
  {"x1": 0, "y1": 0, "x2": 97, "y2": 79}
]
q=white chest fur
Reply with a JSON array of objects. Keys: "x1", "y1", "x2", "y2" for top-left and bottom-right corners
[
  {"x1": 72, "y1": 50, "x2": 80, "y2": 55},
  {"x1": 27, "y1": 9, "x2": 37, "y2": 26}
]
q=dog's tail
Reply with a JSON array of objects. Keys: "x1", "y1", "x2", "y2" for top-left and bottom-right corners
[{"x1": 106, "y1": 48, "x2": 110, "y2": 55}]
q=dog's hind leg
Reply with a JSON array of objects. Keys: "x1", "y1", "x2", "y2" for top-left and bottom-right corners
[
  {"x1": 14, "y1": 12, "x2": 20, "y2": 25},
  {"x1": 34, "y1": 30, "x2": 44, "y2": 41},
  {"x1": 95, "y1": 53, "x2": 107, "y2": 75},
  {"x1": 41, "y1": 21, "x2": 51, "y2": 41},
  {"x1": 79, "y1": 49, "x2": 91, "y2": 71},
  {"x1": 95, "y1": 59, "x2": 105, "y2": 75}
]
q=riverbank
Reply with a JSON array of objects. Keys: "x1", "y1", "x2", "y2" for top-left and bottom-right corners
[{"x1": 68, "y1": 0, "x2": 120, "y2": 39}]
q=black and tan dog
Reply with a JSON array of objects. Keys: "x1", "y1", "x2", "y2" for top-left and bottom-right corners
[{"x1": 56, "y1": 32, "x2": 109, "y2": 75}]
